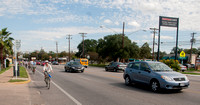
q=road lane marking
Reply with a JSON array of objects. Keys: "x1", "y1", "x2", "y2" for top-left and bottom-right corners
[{"x1": 36, "y1": 70, "x2": 82, "y2": 105}]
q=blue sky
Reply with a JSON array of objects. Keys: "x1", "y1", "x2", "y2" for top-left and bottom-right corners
[{"x1": 0, "y1": 0, "x2": 200, "y2": 54}]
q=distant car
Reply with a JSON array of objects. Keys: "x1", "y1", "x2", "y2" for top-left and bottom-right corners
[
  {"x1": 179, "y1": 64, "x2": 187, "y2": 72},
  {"x1": 124, "y1": 61, "x2": 189, "y2": 92},
  {"x1": 105, "y1": 62, "x2": 127, "y2": 72},
  {"x1": 36, "y1": 61, "x2": 41, "y2": 65},
  {"x1": 52, "y1": 61, "x2": 59, "y2": 65},
  {"x1": 183, "y1": 63, "x2": 192, "y2": 69},
  {"x1": 190, "y1": 64, "x2": 195, "y2": 68},
  {"x1": 64, "y1": 61, "x2": 84, "y2": 73},
  {"x1": 41, "y1": 62, "x2": 45, "y2": 66}
]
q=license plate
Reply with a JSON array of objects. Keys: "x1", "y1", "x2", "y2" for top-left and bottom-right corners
[{"x1": 180, "y1": 83, "x2": 185, "y2": 86}]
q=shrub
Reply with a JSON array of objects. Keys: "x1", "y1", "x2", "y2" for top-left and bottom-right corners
[{"x1": 160, "y1": 59, "x2": 180, "y2": 71}]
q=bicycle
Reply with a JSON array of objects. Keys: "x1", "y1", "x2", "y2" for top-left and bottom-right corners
[
  {"x1": 44, "y1": 71, "x2": 51, "y2": 89},
  {"x1": 32, "y1": 66, "x2": 36, "y2": 74}
]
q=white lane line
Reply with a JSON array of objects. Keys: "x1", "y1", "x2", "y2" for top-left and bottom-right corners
[
  {"x1": 78, "y1": 76, "x2": 91, "y2": 81},
  {"x1": 36, "y1": 70, "x2": 82, "y2": 105}
]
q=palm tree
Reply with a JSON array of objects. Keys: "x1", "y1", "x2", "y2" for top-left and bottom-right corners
[{"x1": 0, "y1": 28, "x2": 13, "y2": 69}]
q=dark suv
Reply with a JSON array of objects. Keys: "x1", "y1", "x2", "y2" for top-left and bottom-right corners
[{"x1": 105, "y1": 62, "x2": 126, "y2": 72}]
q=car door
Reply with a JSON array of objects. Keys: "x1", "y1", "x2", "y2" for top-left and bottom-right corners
[
  {"x1": 137, "y1": 62, "x2": 152, "y2": 84},
  {"x1": 129, "y1": 62, "x2": 140, "y2": 82}
]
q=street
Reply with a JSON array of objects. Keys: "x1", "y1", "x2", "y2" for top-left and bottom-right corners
[{"x1": 28, "y1": 65, "x2": 200, "y2": 105}]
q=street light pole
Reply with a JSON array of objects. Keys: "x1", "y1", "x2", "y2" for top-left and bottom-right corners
[{"x1": 122, "y1": 22, "x2": 125, "y2": 48}]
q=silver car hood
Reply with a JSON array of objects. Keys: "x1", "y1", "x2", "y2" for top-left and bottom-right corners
[{"x1": 156, "y1": 71, "x2": 186, "y2": 78}]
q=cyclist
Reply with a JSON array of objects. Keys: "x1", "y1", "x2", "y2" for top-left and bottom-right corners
[{"x1": 43, "y1": 60, "x2": 53, "y2": 81}]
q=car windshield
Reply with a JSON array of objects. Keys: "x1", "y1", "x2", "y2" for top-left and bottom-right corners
[
  {"x1": 72, "y1": 62, "x2": 81, "y2": 65},
  {"x1": 148, "y1": 63, "x2": 173, "y2": 72}
]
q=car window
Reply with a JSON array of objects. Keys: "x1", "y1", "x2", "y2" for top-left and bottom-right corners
[
  {"x1": 127, "y1": 63, "x2": 133, "y2": 68},
  {"x1": 140, "y1": 63, "x2": 149, "y2": 71},
  {"x1": 131, "y1": 63, "x2": 140, "y2": 70}
]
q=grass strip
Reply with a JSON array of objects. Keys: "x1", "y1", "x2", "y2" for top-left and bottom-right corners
[
  {"x1": 89, "y1": 64, "x2": 106, "y2": 68},
  {"x1": 0, "y1": 66, "x2": 12, "y2": 74},
  {"x1": 9, "y1": 79, "x2": 26, "y2": 82},
  {"x1": 19, "y1": 66, "x2": 28, "y2": 78},
  {"x1": 182, "y1": 72, "x2": 200, "y2": 75}
]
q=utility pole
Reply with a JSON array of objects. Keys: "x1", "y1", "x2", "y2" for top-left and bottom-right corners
[
  {"x1": 66, "y1": 35, "x2": 72, "y2": 61},
  {"x1": 56, "y1": 41, "x2": 58, "y2": 61},
  {"x1": 190, "y1": 32, "x2": 196, "y2": 63},
  {"x1": 79, "y1": 33, "x2": 87, "y2": 58},
  {"x1": 122, "y1": 22, "x2": 125, "y2": 48},
  {"x1": 150, "y1": 28, "x2": 159, "y2": 61}
]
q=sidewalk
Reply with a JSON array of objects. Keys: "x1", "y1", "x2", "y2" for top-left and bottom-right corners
[{"x1": 0, "y1": 67, "x2": 31, "y2": 105}]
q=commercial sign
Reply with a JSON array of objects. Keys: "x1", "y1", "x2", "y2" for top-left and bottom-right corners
[
  {"x1": 157, "y1": 16, "x2": 179, "y2": 61},
  {"x1": 160, "y1": 16, "x2": 178, "y2": 27}
]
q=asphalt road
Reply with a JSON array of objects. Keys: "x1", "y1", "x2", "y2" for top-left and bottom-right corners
[{"x1": 28, "y1": 65, "x2": 200, "y2": 105}]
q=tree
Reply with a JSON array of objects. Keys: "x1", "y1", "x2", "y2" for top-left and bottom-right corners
[
  {"x1": 184, "y1": 48, "x2": 198, "y2": 54},
  {"x1": 170, "y1": 47, "x2": 182, "y2": 54},
  {"x1": 76, "y1": 39, "x2": 98, "y2": 57},
  {"x1": 154, "y1": 51, "x2": 167, "y2": 60},
  {"x1": 0, "y1": 28, "x2": 13, "y2": 68},
  {"x1": 96, "y1": 34, "x2": 140, "y2": 61},
  {"x1": 140, "y1": 42, "x2": 151, "y2": 59},
  {"x1": 59, "y1": 51, "x2": 68, "y2": 57}
]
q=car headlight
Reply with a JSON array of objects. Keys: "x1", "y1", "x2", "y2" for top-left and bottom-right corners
[
  {"x1": 185, "y1": 76, "x2": 189, "y2": 81},
  {"x1": 72, "y1": 67, "x2": 75, "y2": 69},
  {"x1": 81, "y1": 67, "x2": 84, "y2": 69},
  {"x1": 161, "y1": 76, "x2": 173, "y2": 81}
]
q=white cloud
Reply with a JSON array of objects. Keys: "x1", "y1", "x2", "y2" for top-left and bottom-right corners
[
  {"x1": 128, "y1": 21, "x2": 140, "y2": 27},
  {"x1": 104, "y1": 19, "x2": 112, "y2": 24}
]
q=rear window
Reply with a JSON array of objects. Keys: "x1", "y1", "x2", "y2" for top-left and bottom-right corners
[
  {"x1": 81, "y1": 60, "x2": 87, "y2": 62},
  {"x1": 115, "y1": 62, "x2": 124, "y2": 65}
]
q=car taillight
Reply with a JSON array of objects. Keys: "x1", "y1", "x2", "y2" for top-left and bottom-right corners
[{"x1": 117, "y1": 65, "x2": 119, "y2": 67}]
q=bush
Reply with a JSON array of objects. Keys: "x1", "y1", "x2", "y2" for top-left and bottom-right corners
[{"x1": 160, "y1": 59, "x2": 180, "y2": 71}]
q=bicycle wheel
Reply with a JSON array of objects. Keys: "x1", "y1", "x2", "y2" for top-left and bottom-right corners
[{"x1": 47, "y1": 78, "x2": 50, "y2": 89}]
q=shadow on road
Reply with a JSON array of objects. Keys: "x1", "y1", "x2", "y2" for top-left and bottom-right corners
[{"x1": 109, "y1": 82, "x2": 183, "y2": 94}]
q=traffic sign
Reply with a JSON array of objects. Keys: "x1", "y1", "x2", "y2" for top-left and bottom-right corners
[{"x1": 180, "y1": 51, "x2": 185, "y2": 58}]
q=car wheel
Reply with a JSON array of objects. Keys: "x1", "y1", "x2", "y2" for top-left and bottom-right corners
[
  {"x1": 65, "y1": 68, "x2": 67, "y2": 72},
  {"x1": 81, "y1": 70, "x2": 84, "y2": 73},
  {"x1": 125, "y1": 76, "x2": 131, "y2": 86},
  {"x1": 151, "y1": 80, "x2": 160, "y2": 92},
  {"x1": 105, "y1": 67, "x2": 108, "y2": 71},
  {"x1": 114, "y1": 68, "x2": 117, "y2": 72}
]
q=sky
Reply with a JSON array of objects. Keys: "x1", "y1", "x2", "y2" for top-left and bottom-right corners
[{"x1": 0, "y1": 0, "x2": 200, "y2": 54}]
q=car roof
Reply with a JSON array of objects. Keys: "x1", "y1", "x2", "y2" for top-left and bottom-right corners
[{"x1": 130, "y1": 61, "x2": 161, "y2": 64}]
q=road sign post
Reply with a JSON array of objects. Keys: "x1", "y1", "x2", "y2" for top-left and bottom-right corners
[
  {"x1": 180, "y1": 51, "x2": 185, "y2": 64},
  {"x1": 15, "y1": 40, "x2": 21, "y2": 79}
]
